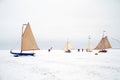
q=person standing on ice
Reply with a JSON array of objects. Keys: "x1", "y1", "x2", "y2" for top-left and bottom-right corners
[
  {"x1": 78, "y1": 49, "x2": 80, "y2": 52},
  {"x1": 48, "y1": 49, "x2": 51, "y2": 52},
  {"x1": 82, "y1": 48, "x2": 84, "y2": 52},
  {"x1": 48, "y1": 47, "x2": 53, "y2": 52}
]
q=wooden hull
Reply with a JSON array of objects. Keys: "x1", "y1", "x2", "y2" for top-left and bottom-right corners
[
  {"x1": 86, "y1": 49, "x2": 92, "y2": 52},
  {"x1": 99, "y1": 49, "x2": 107, "y2": 53},
  {"x1": 65, "y1": 50, "x2": 71, "y2": 53},
  {"x1": 10, "y1": 51, "x2": 35, "y2": 57}
]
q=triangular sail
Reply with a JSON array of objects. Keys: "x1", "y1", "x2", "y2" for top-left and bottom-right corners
[
  {"x1": 104, "y1": 36, "x2": 111, "y2": 48},
  {"x1": 95, "y1": 36, "x2": 111, "y2": 50},
  {"x1": 86, "y1": 42, "x2": 93, "y2": 52},
  {"x1": 64, "y1": 41, "x2": 73, "y2": 51},
  {"x1": 21, "y1": 23, "x2": 39, "y2": 51},
  {"x1": 86, "y1": 36, "x2": 93, "y2": 52}
]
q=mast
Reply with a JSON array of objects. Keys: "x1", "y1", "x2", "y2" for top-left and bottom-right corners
[
  {"x1": 102, "y1": 30, "x2": 106, "y2": 50},
  {"x1": 88, "y1": 35, "x2": 91, "y2": 44},
  {"x1": 87, "y1": 35, "x2": 91, "y2": 50},
  {"x1": 21, "y1": 24, "x2": 27, "y2": 53},
  {"x1": 67, "y1": 38, "x2": 69, "y2": 50}
]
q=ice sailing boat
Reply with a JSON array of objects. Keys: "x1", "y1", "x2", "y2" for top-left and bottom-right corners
[
  {"x1": 10, "y1": 22, "x2": 39, "y2": 57},
  {"x1": 64, "y1": 39, "x2": 73, "y2": 53},
  {"x1": 86, "y1": 35, "x2": 93, "y2": 52},
  {"x1": 95, "y1": 31, "x2": 111, "y2": 53}
]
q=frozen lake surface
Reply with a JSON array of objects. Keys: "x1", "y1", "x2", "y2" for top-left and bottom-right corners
[{"x1": 0, "y1": 49, "x2": 120, "y2": 80}]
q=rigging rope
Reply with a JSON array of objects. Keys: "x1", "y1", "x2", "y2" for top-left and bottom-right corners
[{"x1": 109, "y1": 36, "x2": 120, "y2": 49}]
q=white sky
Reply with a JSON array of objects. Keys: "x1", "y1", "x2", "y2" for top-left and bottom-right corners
[{"x1": 0, "y1": 0, "x2": 120, "y2": 49}]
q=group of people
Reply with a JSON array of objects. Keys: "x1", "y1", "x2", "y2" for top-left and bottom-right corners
[
  {"x1": 48, "y1": 47, "x2": 84, "y2": 52},
  {"x1": 77, "y1": 48, "x2": 84, "y2": 52}
]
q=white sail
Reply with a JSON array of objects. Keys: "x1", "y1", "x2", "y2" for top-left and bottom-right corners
[
  {"x1": 86, "y1": 42, "x2": 93, "y2": 52},
  {"x1": 64, "y1": 41, "x2": 73, "y2": 51},
  {"x1": 86, "y1": 36, "x2": 93, "y2": 52}
]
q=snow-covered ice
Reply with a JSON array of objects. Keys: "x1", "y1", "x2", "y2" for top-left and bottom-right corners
[{"x1": 0, "y1": 49, "x2": 120, "y2": 80}]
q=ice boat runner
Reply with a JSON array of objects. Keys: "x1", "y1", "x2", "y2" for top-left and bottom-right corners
[
  {"x1": 10, "y1": 22, "x2": 39, "y2": 57},
  {"x1": 95, "y1": 31, "x2": 111, "y2": 53},
  {"x1": 64, "y1": 39, "x2": 73, "y2": 53},
  {"x1": 86, "y1": 35, "x2": 93, "y2": 52}
]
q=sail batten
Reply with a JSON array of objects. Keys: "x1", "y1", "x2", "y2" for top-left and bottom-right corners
[{"x1": 21, "y1": 23, "x2": 39, "y2": 51}]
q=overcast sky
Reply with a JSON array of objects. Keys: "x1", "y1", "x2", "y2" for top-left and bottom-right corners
[{"x1": 0, "y1": 0, "x2": 120, "y2": 49}]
